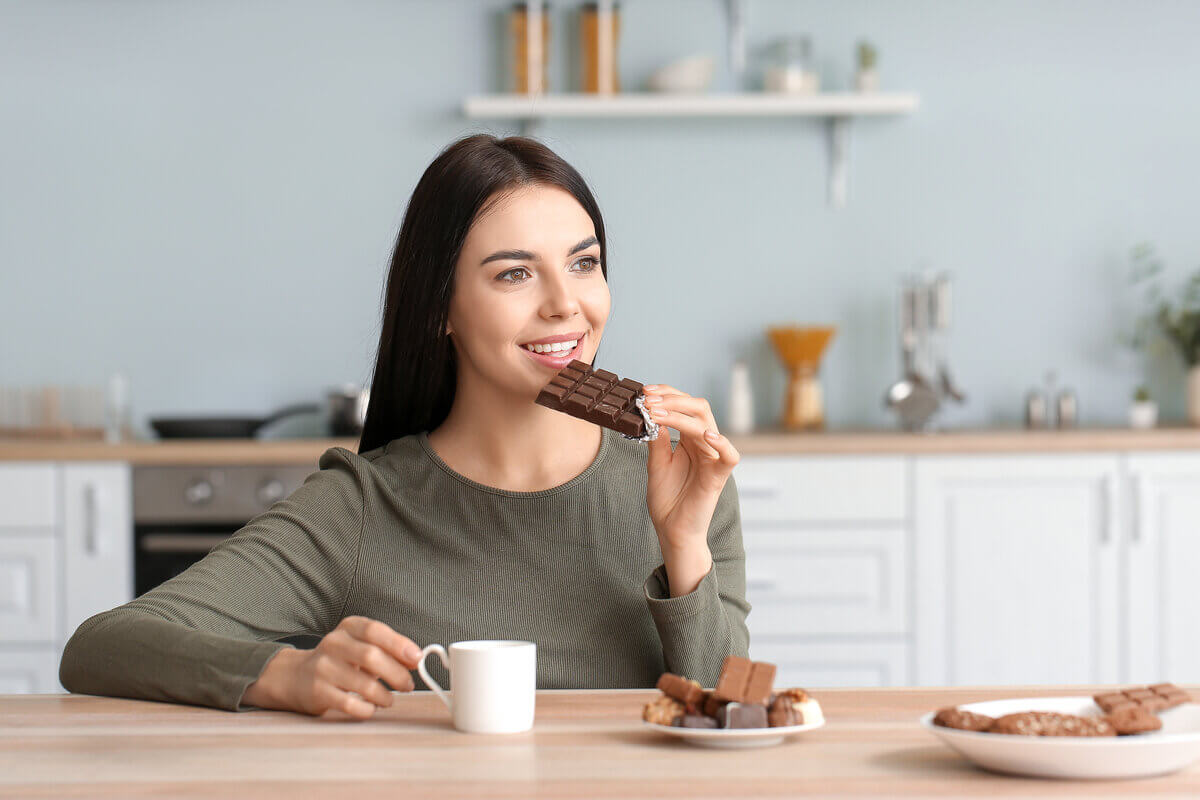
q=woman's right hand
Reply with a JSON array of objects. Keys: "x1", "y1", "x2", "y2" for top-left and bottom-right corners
[{"x1": 242, "y1": 616, "x2": 423, "y2": 719}]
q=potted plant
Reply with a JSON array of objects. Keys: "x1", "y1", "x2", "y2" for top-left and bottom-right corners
[
  {"x1": 1129, "y1": 385, "x2": 1158, "y2": 429},
  {"x1": 1127, "y1": 243, "x2": 1200, "y2": 425},
  {"x1": 855, "y1": 40, "x2": 879, "y2": 92}
]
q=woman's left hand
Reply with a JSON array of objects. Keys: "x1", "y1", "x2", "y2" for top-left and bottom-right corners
[{"x1": 643, "y1": 384, "x2": 740, "y2": 564}]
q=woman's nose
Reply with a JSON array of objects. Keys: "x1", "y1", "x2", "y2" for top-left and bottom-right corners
[{"x1": 539, "y1": 274, "x2": 582, "y2": 319}]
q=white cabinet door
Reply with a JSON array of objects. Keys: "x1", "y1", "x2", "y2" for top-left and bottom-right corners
[
  {"x1": 62, "y1": 463, "x2": 133, "y2": 641},
  {"x1": 0, "y1": 464, "x2": 57, "y2": 528},
  {"x1": 914, "y1": 455, "x2": 1121, "y2": 686},
  {"x1": 0, "y1": 648, "x2": 61, "y2": 694},
  {"x1": 744, "y1": 526, "x2": 908, "y2": 636},
  {"x1": 0, "y1": 536, "x2": 58, "y2": 643},
  {"x1": 1126, "y1": 453, "x2": 1200, "y2": 684},
  {"x1": 736, "y1": 456, "x2": 907, "y2": 523},
  {"x1": 748, "y1": 640, "x2": 910, "y2": 688}
]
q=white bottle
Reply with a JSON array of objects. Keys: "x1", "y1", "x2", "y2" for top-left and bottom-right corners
[{"x1": 728, "y1": 361, "x2": 754, "y2": 435}]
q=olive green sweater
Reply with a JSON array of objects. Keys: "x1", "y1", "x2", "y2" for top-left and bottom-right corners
[{"x1": 59, "y1": 427, "x2": 750, "y2": 711}]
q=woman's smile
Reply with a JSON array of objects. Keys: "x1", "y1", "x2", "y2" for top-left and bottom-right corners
[{"x1": 519, "y1": 330, "x2": 586, "y2": 368}]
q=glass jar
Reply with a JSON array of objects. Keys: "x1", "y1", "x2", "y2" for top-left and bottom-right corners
[
  {"x1": 580, "y1": 2, "x2": 621, "y2": 93},
  {"x1": 763, "y1": 36, "x2": 818, "y2": 94},
  {"x1": 510, "y1": 2, "x2": 550, "y2": 94}
]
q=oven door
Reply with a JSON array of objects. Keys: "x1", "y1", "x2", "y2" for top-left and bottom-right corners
[{"x1": 134, "y1": 523, "x2": 239, "y2": 597}]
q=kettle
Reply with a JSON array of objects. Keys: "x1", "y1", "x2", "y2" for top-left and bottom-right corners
[{"x1": 326, "y1": 385, "x2": 369, "y2": 437}]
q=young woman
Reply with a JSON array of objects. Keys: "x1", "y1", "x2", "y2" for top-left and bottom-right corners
[{"x1": 60, "y1": 135, "x2": 749, "y2": 719}]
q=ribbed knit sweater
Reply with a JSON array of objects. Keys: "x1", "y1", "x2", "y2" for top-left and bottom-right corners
[{"x1": 59, "y1": 427, "x2": 750, "y2": 712}]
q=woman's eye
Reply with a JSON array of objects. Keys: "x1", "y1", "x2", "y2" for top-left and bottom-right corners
[
  {"x1": 571, "y1": 256, "x2": 600, "y2": 273},
  {"x1": 498, "y1": 267, "x2": 530, "y2": 283}
]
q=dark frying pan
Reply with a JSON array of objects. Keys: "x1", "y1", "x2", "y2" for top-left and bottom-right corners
[{"x1": 150, "y1": 403, "x2": 321, "y2": 439}]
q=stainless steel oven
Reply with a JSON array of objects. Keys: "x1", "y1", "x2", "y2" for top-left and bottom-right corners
[{"x1": 132, "y1": 464, "x2": 314, "y2": 597}]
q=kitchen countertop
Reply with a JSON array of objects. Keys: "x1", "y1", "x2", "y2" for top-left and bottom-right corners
[
  {"x1": 2, "y1": 427, "x2": 1200, "y2": 463},
  {"x1": 3, "y1": 687, "x2": 1197, "y2": 798}
]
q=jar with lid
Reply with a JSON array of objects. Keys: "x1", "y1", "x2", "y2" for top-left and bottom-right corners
[
  {"x1": 763, "y1": 36, "x2": 818, "y2": 94},
  {"x1": 580, "y1": 2, "x2": 620, "y2": 93},
  {"x1": 510, "y1": 2, "x2": 550, "y2": 94}
]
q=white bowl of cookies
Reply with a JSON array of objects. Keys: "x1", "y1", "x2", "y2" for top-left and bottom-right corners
[{"x1": 922, "y1": 683, "x2": 1200, "y2": 779}]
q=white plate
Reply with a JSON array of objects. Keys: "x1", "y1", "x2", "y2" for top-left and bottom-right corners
[
  {"x1": 921, "y1": 696, "x2": 1200, "y2": 780},
  {"x1": 643, "y1": 718, "x2": 824, "y2": 749}
]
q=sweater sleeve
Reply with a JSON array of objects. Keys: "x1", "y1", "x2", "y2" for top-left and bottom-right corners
[
  {"x1": 59, "y1": 447, "x2": 367, "y2": 712},
  {"x1": 642, "y1": 474, "x2": 751, "y2": 686}
]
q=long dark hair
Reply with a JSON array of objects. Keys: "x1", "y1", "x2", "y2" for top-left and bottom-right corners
[{"x1": 358, "y1": 134, "x2": 608, "y2": 454}]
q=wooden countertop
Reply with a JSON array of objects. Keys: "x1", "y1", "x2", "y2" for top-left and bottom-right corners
[
  {"x1": 2, "y1": 427, "x2": 1200, "y2": 463},
  {"x1": 3, "y1": 687, "x2": 1197, "y2": 798}
]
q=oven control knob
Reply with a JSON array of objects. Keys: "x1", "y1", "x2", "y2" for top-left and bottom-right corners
[
  {"x1": 257, "y1": 479, "x2": 285, "y2": 506},
  {"x1": 184, "y1": 478, "x2": 214, "y2": 505}
]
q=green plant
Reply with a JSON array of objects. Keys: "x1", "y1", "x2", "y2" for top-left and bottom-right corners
[
  {"x1": 1127, "y1": 243, "x2": 1200, "y2": 367},
  {"x1": 1133, "y1": 385, "x2": 1152, "y2": 403},
  {"x1": 857, "y1": 41, "x2": 877, "y2": 71}
]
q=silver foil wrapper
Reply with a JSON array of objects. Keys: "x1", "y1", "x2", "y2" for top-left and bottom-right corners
[{"x1": 623, "y1": 394, "x2": 660, "y2": 443}]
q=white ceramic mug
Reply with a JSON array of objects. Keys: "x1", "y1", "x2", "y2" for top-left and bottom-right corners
[{"x1": 417, "y1": 640, "x2": 536, "y2": 733}]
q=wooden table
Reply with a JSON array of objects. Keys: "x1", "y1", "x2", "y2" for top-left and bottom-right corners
[{"x1": 3, "y1": 686, "x2": 1198, "y2": 798}]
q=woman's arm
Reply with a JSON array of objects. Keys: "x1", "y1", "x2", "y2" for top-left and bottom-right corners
[
  {"x1": 59, "y1": 447, "x2": 367, "y2": 711},
  {"x1": 643, "y1": 475, "x2": 750, "y2": 685}
]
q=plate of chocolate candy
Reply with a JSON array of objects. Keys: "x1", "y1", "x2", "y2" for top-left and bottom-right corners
[
  {"x1": 922, "y1": 683, "x2": 1200, "y2": 779},
  {"x1": 641, "y1": 656, "x2": 825, "y2": 749}
]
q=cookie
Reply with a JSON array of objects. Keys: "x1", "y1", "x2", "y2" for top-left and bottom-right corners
[
  {"x1": 642, "y1": 694, "x2": 685, "y2": 726},
  {"x1": 933, "y1": 707, "x2": 995, "y2": 732},
  {"x1": 991, "y1": 711, "x2": 1114, "y2": 737}
]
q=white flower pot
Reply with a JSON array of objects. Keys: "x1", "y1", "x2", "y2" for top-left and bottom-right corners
[
  {"x1": 855, "y1": 68, "x2": 880, "y2": 92},
  {"x1": 1190, "y1": 366, "x2": 1200, "y2": 426},
  {"x1": 1129, "y1": 401, "x2": 1158, "y2": 430}
]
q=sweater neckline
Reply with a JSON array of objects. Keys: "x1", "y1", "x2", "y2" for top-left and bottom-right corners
[{"x1": 415, "y1": 427, "x2": 612, "y2": 498}]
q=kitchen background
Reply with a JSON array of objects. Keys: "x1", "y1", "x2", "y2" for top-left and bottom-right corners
[{"x1": 5, "y1": 0, "x2": 1200, "y2": 436}]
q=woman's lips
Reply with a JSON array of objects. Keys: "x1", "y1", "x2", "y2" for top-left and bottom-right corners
[{"x1": 518, "y1": 333, "x2": 585, "y2": 369}]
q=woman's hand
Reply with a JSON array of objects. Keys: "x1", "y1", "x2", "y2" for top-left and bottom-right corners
[
  {"x1": 242, "y1": 616, "x2": 422, "y2": 720},
  {"x1": 643, "y1": 385, "x2": 740, "y2": 596}
]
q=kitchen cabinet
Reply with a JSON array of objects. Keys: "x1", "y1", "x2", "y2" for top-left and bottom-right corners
[
  {"x1": 0, "y1": 462, "x2": 132, "y2": 694},
  {"x1": 740, "y1": 455, "x2": 912, "y2": 688},
  {"x1": 914, "y1": 455, "x2": 1121, "y2": 687},
  {"x1": 1125, "y1": 453, "x2": 1200, "y2": 684}
]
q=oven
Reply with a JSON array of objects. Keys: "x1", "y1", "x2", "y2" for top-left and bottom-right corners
[{"x1": 132, "y1": 464, "x2": 314, "y2": 597}]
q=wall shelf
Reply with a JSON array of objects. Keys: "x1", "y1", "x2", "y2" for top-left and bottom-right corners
[{"x1": 462, "y1": 92, "x2": 919, "y2": 207}]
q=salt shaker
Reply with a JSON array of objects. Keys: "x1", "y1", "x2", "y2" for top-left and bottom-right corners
[
  {"x1": 728, "y1": 360, "x2": 754, "y2": 435},
  {"x1": 1024, "y1": 390, "x2": 1048, "y2": 429},
  {"x1": 105, "y1": 372, "x2": 131, "y2": 443},
  {"x1": 1056, "y1": 389, "x2": 1078, "y2": 429}
]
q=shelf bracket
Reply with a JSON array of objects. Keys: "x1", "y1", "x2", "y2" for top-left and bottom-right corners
[
  {"x1": 724, "y1": 0, "x2": 747, "y2": 89},
  {"x1": 827, "y1": 116, "x2": 850, "y2": 209}
]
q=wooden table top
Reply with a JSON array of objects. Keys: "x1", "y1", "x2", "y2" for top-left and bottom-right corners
[{"x1": 3, "y1": 686, "x2": 1199, "y2": 798}]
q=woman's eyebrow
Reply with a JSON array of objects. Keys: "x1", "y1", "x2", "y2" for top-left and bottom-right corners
[{"x1": 480, "y1": 236, "x2": 599, "y2": 267}]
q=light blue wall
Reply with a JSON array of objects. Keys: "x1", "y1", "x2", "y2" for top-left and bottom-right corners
[{"x1": 4, "y1": 0, "x2": 1199, "y2": 437}]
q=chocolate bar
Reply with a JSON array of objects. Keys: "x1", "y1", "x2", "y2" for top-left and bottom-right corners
[
  {"x1": 712, "y1": 655, "x2": 777, "y2": 706},
  {"x1": 1094, "y1": 683, "x2": 1191, "y2": 713},
  {"x1": 535, "y1": 360, "x2": 659, "y2": 441},
  {"x1": 656, "y1": 673, "x2": 703, "y2": 706}
]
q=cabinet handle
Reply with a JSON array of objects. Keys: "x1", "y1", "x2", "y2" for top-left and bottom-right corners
[
  {"x1": 1100, "y1": 476, "x2": 1114, "y2": 545},
  {"x1": 1131, "y1": 475, "x2": 1144, "y2": 544},
  {"x1": 84, "y1": 483, "x2": 102, "y2": 555}
]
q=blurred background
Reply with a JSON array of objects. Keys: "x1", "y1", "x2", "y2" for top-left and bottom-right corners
[{"x1": 4, "y1": 0, "x2": 1200, "y2": 437}]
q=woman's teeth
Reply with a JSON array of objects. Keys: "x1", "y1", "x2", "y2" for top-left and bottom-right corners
[{"x1": 523, "y1": 339, "x2": 578, "y2": 354}]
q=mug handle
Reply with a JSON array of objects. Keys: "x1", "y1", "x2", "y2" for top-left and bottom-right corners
[{"x1": 417, "y1": 644, "x2": 451, "y2": 711}]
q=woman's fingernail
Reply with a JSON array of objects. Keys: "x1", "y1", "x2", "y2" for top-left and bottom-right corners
[
  {"x1": 644, "y1": 385, "x2": 660, "y2": 392},
  {"x1": 651, "y1": 408, "x2": 666, "y2": 419},
  {"x1": 404, "y1": 643, "x2": 422, "y2": 662},
  {"x1": 644, "y1": 395, "x2": 661, "y2": 405},
  {"x1": 705, "y1": 430, "x2": 720, "y2": 441}
]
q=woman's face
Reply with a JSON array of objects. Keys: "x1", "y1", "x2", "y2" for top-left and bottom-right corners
[{"x1": 447, "y1": 183, "x2": 611, "y2": 399}]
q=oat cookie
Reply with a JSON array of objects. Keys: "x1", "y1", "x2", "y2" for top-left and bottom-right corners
[{"x1": 932, "y1": 707, "x2": 995, "y2": 732}]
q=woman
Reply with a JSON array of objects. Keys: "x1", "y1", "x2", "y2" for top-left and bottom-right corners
[{"x1": 60, "y1": 135, "x2": 749, "y2": 719}]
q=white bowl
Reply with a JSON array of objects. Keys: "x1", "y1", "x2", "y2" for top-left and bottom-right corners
[
  {"x1": 921, "y1": 696, "x2": 1200, "y2": 780},
  {"x1": 646, "y1": 55, "x2": 714, "y2": 93}
]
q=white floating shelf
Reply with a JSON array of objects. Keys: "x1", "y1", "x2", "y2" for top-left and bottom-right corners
[
  {"x1": 462, "y1": 92, "x2": 920, "y2": 208},
  {"x1": 463, "y1": 92, "x2": 919, "y2": 119}
]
